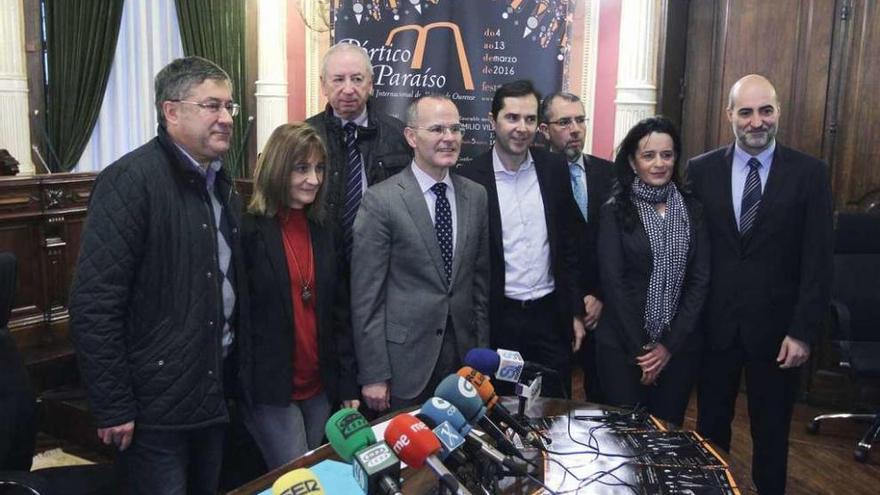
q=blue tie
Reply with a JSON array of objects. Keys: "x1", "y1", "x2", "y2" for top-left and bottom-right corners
[
  {"x1": 739, "y1": 157, "x2": 762, "y2": 235},
  {"x1": 569, "y1": 162, "x2": 589, "y2": 222},
  {"x1": 431, "y1": 182, "x2": 453, "y2": 284},
  {"x1": 342, "y1": 122, "x2": 363, "y2": 257}
]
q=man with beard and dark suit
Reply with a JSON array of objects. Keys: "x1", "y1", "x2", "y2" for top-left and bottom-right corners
[
  {"x1": 689, "y1": 74, "x2": 833, "y2": 494},
  {"x1": 352, "y1": 95, "x2": 490, "y2": 412},
  {"x1": 457, "y1": 80, "x2": 585, "y2": 398},
  {"x1": 540, "y1": 91, "x2": 613, "y2": 402}
]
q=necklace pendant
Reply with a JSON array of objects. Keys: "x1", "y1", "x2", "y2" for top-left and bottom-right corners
[{"x1": 302, "y1": 286, "x2": 312, "y2": 302}]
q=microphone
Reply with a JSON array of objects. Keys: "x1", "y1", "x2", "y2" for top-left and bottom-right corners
[
  {"x1": 325, "y1": 408, "x2": 403, "y2": 495},
  {"x1": 464, "y1": 348, "x2": 556, "y2": 383},
  {"x1": 414, "y1": 412, "x2": 468, "y2": 467},
  {"x1": 32, "y1": 109, "x2": 62, "y2": 172},
  {"x1": 236, "y1": 115, "x2": 256, "y2": 175},
  {"x1": 384, "y1": 414, "x2": 473, "y2": 495},
  {"x1": 420, "y1": 397, "x2": 528, "y2": 475},
  {"x1": 271, "y1": 468, "x2": 325, "y2": 494},
  {"x1": 433, "y1": 375, "x2": 522, "y2": 458},
  {"x1": 456, "y1": 367, "x2": 546, "y2": 449}
]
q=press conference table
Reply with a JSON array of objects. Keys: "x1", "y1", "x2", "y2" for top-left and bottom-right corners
[{"x1": 228, "y1": 397, "x2": 742, "y2": 494}]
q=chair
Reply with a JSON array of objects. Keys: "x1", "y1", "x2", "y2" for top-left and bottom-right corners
[
  {"x1": 807, "y1": 212, "x2": 880, "y2": 462},
  {"x1": 0, "y1": 252, "x2": 118, "y2": 494}
]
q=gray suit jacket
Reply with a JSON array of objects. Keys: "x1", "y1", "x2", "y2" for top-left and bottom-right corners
[{"x1": 351, "y1": 165, "x2": 490, "y2": 399}]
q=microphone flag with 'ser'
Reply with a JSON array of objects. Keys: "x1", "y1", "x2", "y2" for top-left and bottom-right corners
[{"x1": 271, "y1": 468, "x2": 325, "y2": 495}]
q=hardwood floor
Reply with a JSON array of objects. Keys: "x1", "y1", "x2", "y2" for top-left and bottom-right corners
[{"x1": 572, "y1": 369, "x2": 880, "y2": 494}]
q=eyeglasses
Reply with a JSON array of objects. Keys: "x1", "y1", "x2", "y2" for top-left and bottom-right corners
[
  {"x1": 171, "y1": 99, "x2": 240, "y2": 117},
  {"x1": 410, "y1": 124, "x2": 464, "y2": 136},
  {"x1": 546, "y1": 116, "x2": 587, "y2": 128}
]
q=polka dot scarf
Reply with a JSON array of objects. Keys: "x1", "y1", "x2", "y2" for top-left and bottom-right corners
[{"x1": 630, "y1": 178, "x2": 691, "y2": 343}]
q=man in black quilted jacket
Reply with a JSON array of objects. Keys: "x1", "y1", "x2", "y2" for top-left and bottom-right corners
[
  {"x1": 69, "y1": 56, "x2": 248, "y2": 495},
  {"x1": 305, "y1": 42, "x2": 412, "y2": 257}
]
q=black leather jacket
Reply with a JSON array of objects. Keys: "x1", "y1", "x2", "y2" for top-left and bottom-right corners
[{"x1": 306, "y1": 102, "x2": 412, "y2": 227}]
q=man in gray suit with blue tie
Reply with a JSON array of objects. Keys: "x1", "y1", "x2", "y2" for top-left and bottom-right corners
[{"x1": 351, "y1": 95, "x2": 490, "y2": 412}]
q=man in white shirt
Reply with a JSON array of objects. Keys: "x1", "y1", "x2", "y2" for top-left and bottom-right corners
[{"x1": 457, "y1": 80, "x2": 586, "y2": 398}]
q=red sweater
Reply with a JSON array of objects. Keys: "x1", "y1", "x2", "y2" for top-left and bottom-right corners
[{"x1": 279, "y1": 209, "x2": 322, "y2": 400}]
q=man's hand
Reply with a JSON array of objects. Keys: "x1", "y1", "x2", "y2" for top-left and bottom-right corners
[
  {"x1": 97, "y1": 421, "x2": 135, "y2": 451},
  {"x1": 362, "y1": 382, "x2": 390, "y2": 412},
  {"x1": 572, "y1": 317, "x2": 586, "y2": 352},
  {"x1": 777, "y1": 336, "x2": 810, "y2": 368},
  {"x1": 342, "y1": 399, "x2": 361, "y2": 410},
  {"x1": 583, "y1": 295, "x2": 603, "y2": 329},
  {"x1": 636, "y1": 344, "x2": 671, "y2": 385}
]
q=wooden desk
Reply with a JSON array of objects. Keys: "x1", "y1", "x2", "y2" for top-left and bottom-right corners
[{"x1": 228, "y1": 397, "x2": 742, "y2": 494}]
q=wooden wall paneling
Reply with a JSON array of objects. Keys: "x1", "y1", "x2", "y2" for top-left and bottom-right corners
[
  {"x1": 828, "y1": 0, "x2": 880, "y2": 208},
  {"x1": 680, "y1": 0, "x2": 724, "y2": 162},
  {"x1": 681, "y1": 0, "x2": 835, "y2": 162},
  {"x1": 655, "y1": 0, "x2": 691, "y2": 130}
]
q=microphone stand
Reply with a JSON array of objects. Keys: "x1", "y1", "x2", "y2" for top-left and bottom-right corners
[{"x1": 516, "y1": 372, "x2": 543, "y2": 419}]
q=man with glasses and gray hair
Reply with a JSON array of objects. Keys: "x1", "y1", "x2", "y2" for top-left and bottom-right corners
[
  {"x1": 306, "y1": 42, "x2": 412, "y2": 258},
  {"x1": 70, "y1": 56, "x2": 248, "y2": 494},
  {"x1": 539, "y1": 91, "x2": 613, "y2": 403}
]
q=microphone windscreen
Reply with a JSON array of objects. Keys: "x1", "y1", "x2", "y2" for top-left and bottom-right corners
[
  {"x1": 419, "y1": 397, "x2": 472, "y2": 435},
  {"x1": 325, "y1": 408, "x2": 375, "y2": 462},
  {"x1": 383, "y1": 414, "x2": 441, "y2": 469},
  {"x1": 457, "y1": 367, "x2": 499, "y2": 410},
  {"x1": 434, "y1": 375, "x2": 486, "y2": 424},
  {"x1": 272, "y1": 468, "x2": 325, "y2": 494},
  {"x1": 463, "y1": 348, "x2": 500, "y2": 375}
]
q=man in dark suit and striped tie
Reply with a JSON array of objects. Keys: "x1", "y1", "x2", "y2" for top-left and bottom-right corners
[{"x1": 688, "y1": 74, "x2": 833, "y2": 494}]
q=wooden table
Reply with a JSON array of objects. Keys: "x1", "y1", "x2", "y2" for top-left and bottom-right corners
[{"x1": 227, "y1": 397, "x2": 741, "y2": 494}]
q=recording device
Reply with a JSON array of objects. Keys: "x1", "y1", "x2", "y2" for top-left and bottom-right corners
[
  {"x1": 463, "y1": 348, "x2": 557, "y2": 383},
  {"x1": 420, "y1": 397, "x2": 529, "y2": 476},
  {"x1": 433, "y1": 375, "x2": 522, "y2": 458},
  {"x1": 456, "y1": 367, "x2": 546, "y2": 449},
  {"x1": 271, "y1": 468, "x2": 325, "y2": 495},
  {"x1": 325, "y1": 408, "x2": 403, "y2": 495},
  {"x1": 383, "y1": 414, "x2": 473, "y2": 495}
]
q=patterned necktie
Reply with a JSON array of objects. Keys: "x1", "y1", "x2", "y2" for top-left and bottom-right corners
[
  {"x1": 739, "y1": 157, "x2": 763, "y2": 235},
  {"x1": 569, "y1": 162, "x2": 589, "y2": 222},
  {"x1": 431, "y1": 182, "x2": 453, "y2": 284},
  {"x1": 342, "y1": 122, "x2": 363, "y2": 256}
]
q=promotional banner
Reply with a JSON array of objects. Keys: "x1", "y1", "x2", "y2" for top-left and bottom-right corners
[{"x1": 333, "y1": 0, "x2": 573, "y2": 162}]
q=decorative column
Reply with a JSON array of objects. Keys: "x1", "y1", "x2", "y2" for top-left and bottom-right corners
[
  {"x1": 255, "y1": 0, "x2": 289, "y2": 153},
  {"x1": 613, "y1": 0, "x2": 661, "y2": 148},
  {"x1": 0, "y1": 0, "x2": 33, "y2": 174}
]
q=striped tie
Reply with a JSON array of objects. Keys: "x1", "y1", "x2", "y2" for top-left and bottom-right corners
[
  {"x1": 342, "y1": 122, "x2": 363, "y2": 257},
  {"x1": 739, "y1": 157, "x2": 762, "y2": 235}
]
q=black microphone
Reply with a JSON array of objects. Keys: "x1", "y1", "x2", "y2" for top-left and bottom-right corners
[
  {"x1": 235, "y1": 115, "x2": 255, "y2": 175},
  {"x1": 33, "y1": 110, "x2": 62, "y2": 172}
]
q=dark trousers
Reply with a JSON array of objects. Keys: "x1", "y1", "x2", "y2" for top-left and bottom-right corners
[
  {"x1": 390, "y1": 317, "x2": 460, "y2": 412},
  {"x1": 495, "y1": 293, "x2": 571, "y2": 399},
  {"x1": 696, "y1": 344, "x2": 799, "y2": 495},
  {"x1": 596, "y1": 342, "x2": 698, "y2": 426},
  {"x1": 578, "y1": 332, "x2": 605, "y2": 403},
  {"x1": 118, "y1": 424, "x2": 225, "y2": 495}
]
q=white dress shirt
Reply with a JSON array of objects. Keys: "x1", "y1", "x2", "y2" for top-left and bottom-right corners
[
  {"x1": 492, "y1": 148, "x2": 554, "y2": 300},
  {"x1": 411, "y1": 162, "x2": 457, "y2": 250}
]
